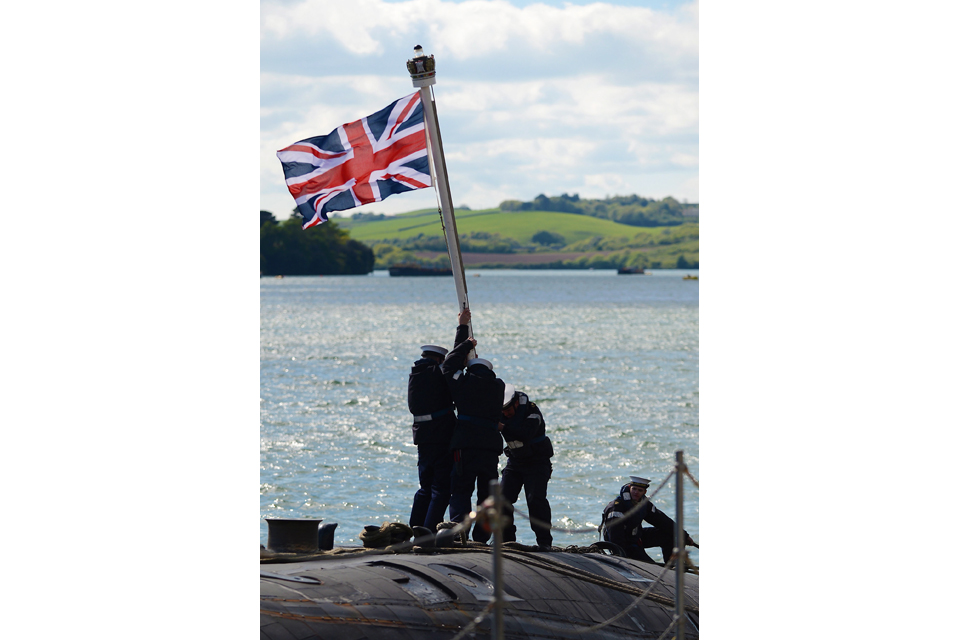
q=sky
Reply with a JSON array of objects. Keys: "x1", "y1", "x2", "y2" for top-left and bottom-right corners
[{"x1": 261, "y1": 0, "x2": 699, "y2": 219}]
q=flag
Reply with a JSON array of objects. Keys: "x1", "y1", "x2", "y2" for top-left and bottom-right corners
[{"x1": 277, "y1": 92, "x2": 432, "y2": 229}]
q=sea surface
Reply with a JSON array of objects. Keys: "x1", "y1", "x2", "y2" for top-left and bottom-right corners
[{"x1": 261, "y1": 269, "x2": 699, "y2": 563}]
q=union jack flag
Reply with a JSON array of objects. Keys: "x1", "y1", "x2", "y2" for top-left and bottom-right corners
[{"x1": 277, "y1": 92, "x2": 432, "y2": 229}]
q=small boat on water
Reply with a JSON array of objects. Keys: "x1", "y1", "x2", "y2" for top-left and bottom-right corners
[
  {"x1": 389, "y1": 263, "x2": 453, "y2": 277},
  {"x1": 682, "y1": 275, "x2": 698, "y2": 280},
  {"x1": 617, "y1": 267, "x2": 645, "y2": 275}
]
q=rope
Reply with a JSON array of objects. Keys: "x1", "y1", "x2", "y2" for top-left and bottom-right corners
[
  {"x1": 684, "y1": 468, "x2": 700, "y2": 489},
  {"x1": 448, "y1": 601, "x2": 495, "y2": 640},
  {"x1": 510, "y1": 470, "x2": 677, "y2": 536},
  {"x1": 261, "y1": 462, "x2": 699, "y2": 566},
  {"x1": 502, "y1": 559, "x2": 679, "y2": 635},
  {"x1": 495, "y1": 548, "x2": 697, "y2": 613},
  {"x1": 260, "y1": 518, "x2": 477, "y2": 564},
  {"x1": 261, "y1": 550, "x2": 694, "y2": 636},
  {"x1": 267, "y1": 537, "x2": 699, "y2": 614},
  {"x1": 654, "y1": 614, "x2": 680, "y2": 640},
  {"x1": 359, "y1": 522, "x2": 415, "y2": 548}
]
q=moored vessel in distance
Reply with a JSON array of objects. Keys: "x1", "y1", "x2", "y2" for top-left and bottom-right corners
[
  {"x1": 389, "y1": 263, "x2": 453, "y2": 276},
  {"x1": 683, "y1": 274, "x2": 698, "y2": 280},
  {"x1": 617, "y1": 266, "x2": 645, "y2": 275}
]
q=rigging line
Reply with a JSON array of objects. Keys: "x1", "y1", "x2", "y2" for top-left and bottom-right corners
[
  {"x1": 426, "y1": 85, "x2": 447, "y2": 238},
  {"x1": 260, "y1": 517, "x2": 478, "y2": 564},
  {"x1": 510, "y1": 470, "x2": 677, "y2": 535},
  {"x1": 503, "y1": 559, "x2": 678, "y2": 635},
  {"x1": 684, "y1": 469, "x2": 700, "y2": 489},
  {"x1": 449, "y1": 601, "x2": 496, "y2": 640},
  {"x1": 349, "y1": 516, "x2": 475, "y2": 556},
  {"x1": 599, "y1": 470, "x2": 676, "y2": 534},
  {"x1": 509, "y1": 506, "x2": 595, "y2": 534},
  {"x1": 496, "y1": 549, "x2": 695, "y2": 612},
  {"x1": 418, "y1": 544, "x2": 692, "y2": 611},
  {"x1": 654, "y1": 614, "x2": 680, "y2": 640}
]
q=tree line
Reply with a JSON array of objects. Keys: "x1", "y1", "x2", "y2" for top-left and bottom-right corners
[
  {"x1": 498, "y1": 193, "x2": 697, "y2": 227},
  {"x1": 260, "y1": 211, "x2": 374, "y2": 276}
]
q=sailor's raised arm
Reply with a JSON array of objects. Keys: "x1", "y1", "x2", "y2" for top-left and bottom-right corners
[{"x1": 442, "y1": 315, "x2": 476, "y2": 376}]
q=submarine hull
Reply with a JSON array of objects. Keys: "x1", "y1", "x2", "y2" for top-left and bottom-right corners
[{"x1": 261, "y1": 548, "x2": 698, "y2": 639}]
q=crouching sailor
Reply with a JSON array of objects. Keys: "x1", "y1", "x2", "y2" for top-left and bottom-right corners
[
  {"x1": 498, "y1": 383, "x2": 554, "y2": 548},
  {"x1": 601, "y1": 476, "x2": 696, "y2": 563},
  {"x1": 407, "y1": 312, "x2": 470, "y2": 532},
  {"x1": 442, "y1": 311, "x2": 505, "y2": 543}
]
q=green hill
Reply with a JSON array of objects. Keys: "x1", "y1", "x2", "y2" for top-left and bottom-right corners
[
  {"x1": 335, "y1": 206, "x2": 698, "y2": 270},
  {"x1": 338, "y1": 208, "x2": 646, "y2": 245}
]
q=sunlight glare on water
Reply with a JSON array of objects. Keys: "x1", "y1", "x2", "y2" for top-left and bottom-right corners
[{"x1": 261, "y1": 269, "x2": 699, "y2": 562}]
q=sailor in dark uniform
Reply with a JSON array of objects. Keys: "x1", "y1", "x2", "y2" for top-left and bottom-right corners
[
  {"x1": 498, "y1": 384, "x2": 554, "y2": 548},
  {"x1": 407, "y1": 312, "x2": 470, "y2": 532},
  {"x1": 442, "y1": 313, "x2": 505, "y2": 543},
  {"x1": 601, "y1": 476, "x2": 696, "y2": 563}
]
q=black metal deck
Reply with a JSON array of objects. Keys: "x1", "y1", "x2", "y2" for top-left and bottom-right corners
[{"x1": 261, "y1": 547, "x2": 698, "y2": 639}]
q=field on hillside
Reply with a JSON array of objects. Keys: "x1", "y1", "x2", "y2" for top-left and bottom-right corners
[
  {"x1": 338, "y1": 208, "x2": 653, "y2": 244},
  {"x1": 334, "y1": 207, "x2": 698, "y2": 269}
]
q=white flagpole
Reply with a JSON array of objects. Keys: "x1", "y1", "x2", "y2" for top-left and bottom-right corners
[{"x1": 407, "y1": 46, "x2": 474, "y2": 340}]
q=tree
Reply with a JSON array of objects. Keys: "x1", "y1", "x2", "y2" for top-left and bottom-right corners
[
  {"x1": 531, "y1": 230, "x2": 566, "y2": 246},
  {"x1": 260, "y1": 218, "x2": 374, "y2": 275},
  {"x1": 261, "y1": 210, "x2": 278, "y2": 226}
]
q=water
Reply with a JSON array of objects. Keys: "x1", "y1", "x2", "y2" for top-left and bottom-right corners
[{"x1": 261, "y1": 269, "x2": 699, "y2": 563}]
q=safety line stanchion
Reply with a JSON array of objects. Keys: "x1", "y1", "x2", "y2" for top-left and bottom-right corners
[
  {"x1": 675, "y1": 450, "x2": 686, "y2": 640},
  {"x1": 491, "y1": 479, "x2": 505, "y2": 640}
]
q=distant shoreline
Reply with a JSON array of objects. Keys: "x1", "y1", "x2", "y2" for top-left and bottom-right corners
[{"x1": 408, "y1": 248, "x2": 688, "y2": 269}]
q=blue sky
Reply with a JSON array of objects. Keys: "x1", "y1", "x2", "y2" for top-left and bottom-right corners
[{"x1": 261, "y1": 0, "x2": 699, "y2": 218}]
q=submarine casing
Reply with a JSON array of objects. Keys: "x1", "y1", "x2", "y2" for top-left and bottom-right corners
[{"x1": 261, "y1": 548, "x2": 698, "y2": 639}]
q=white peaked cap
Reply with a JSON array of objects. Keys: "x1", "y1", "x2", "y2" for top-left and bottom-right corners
[
  {"x1": 421, "y1": 345, "x2": 448, "y2": 357},
  {"x1": 466, "y1": 357, "x2": 493, "y2": 371},
  {"x1": 502, "y1": 383, "x2": 516, "y2": 408},
  {"x1": 629, "y1": 476, "x2": 651, "y2": 487}
]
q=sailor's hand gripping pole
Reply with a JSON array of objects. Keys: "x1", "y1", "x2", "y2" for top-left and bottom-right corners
[{"x1": 407, "y1": 46, "x2": 476, "y2": 359}]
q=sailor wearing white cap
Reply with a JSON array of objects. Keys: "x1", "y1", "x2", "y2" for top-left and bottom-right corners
[
  {"x1": 600, "y1": 474, "x2": 696, "y2": 563},
  {"x1": 406, "y1": 314, "x2": 470, "y2": 532},
  {"x1": 498, "y1": 384, "x2": 554, "y2": 549},
  {"x1": 441, "y1": 309, "x2": 505, "y2": 544},
  {"x1": 420, "y1": 344, "x2": 448, "y2": 358},
  {"x1": 465, "y1": 357, "x2": 492, "y2": 370}
]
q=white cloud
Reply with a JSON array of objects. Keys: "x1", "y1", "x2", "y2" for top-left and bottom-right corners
[
  {"x1": 260, "y1": 0, "x2": 699, "y2": 217},
  {"x1": 583, "y1": 173, "x2": 628, "y2": 192},
  {"x1": 670, "y1": 152, "x2": 699, "y2": 168},
  {"x1": 260, "y1": 0, "x2": 697, "y2": 60}
]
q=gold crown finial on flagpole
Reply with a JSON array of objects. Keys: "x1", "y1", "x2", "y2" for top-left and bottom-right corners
[{"x1": 406, "y1": 45, "x2": 436, "y2": 87}]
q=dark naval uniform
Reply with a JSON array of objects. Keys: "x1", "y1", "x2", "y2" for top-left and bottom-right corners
[
  {"x1": 442, "y1": 344, "x2": 505, "y2": 544},
  {"x1": 499, "y1": 392, "x2": 554, "y2": 547},
  {"x1": 407, "y1": 325, "x2": 469, "y2": 532},
  {"x1": 602, "y1": 484, "x2": 690, "y2": 563}
]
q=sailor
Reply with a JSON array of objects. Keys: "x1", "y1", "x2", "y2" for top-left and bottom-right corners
[
  {"x1": 407, "y1": 310, "x2": 471, "y2": 532},
  {"x1": 601, "y1": 476, "x2": 696, "y2": 563},
  {"x1": 498, "y1": 384, "x2": 554, "y2": 549},
  {"x1": 442, "y1": 310, "x2": 505, "y2": 543}
]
